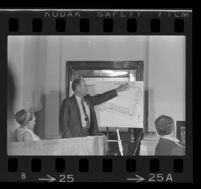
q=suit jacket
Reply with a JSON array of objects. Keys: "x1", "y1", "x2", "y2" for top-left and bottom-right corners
[
  {"x1": 59, "y1": 89, "x2": 117, "y2": 138},
  {"x1": 155, "y1": 137, "x2": 185, "y2": 156}
]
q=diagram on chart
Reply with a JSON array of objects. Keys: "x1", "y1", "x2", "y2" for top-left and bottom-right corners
[
  {"x1": 95, "y1": 83, "x2": 142, "y2": 119},
  {"x1": 86, "y1": 80, "x2": 144, "y2": 128}
]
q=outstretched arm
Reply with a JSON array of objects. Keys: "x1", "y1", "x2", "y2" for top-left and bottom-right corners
[
  {"x1": 89, "y1": 89, "x2": 117, "y2": 106},
  {"x1": 90, "y1": 83, "x2": 130, "y2": 106},
  {"x1": 116, "y1": 83, "x2": 130, "y2": 93}
]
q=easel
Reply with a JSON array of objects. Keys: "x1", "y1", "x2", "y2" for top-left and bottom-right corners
[
  {"x1": 105, "y1": 127, "x2": 143, "y2": 156},
  {"x1": 106, "y1": 127, "x2": 123, "y2": 156}
]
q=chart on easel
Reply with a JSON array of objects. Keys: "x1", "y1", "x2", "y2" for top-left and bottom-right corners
[{"x1": 86, "y1": 80, "x2": 144, "y2": 128}]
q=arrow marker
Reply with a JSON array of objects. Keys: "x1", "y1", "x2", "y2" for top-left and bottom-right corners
[
  {"x1": 126, "y1": 174, "x2": 145, "y2": 183},
  {"x1": 38, "y1": 174, "x2": 56, "y2": 182}
]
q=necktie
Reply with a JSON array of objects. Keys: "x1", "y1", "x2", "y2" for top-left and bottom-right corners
[{"x1": 81, "y1": 99, "x2": 90, "y2": 128}]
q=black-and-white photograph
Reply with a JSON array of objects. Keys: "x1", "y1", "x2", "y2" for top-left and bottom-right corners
[{"x1": 7, "y1": 36, "x2": 186, "y2": 156}]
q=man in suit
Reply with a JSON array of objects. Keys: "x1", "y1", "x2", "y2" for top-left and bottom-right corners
[
  {"x1": 59, "y1": 78, "x2": 129, "y2": 138},
  {"x1": 154, "y1": 115, "x2": 185, "y2": 156}
]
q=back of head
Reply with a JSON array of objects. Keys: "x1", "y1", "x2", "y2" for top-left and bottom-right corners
[
  {"x1": 15, "y1": 109, "x2": 33, "y2": 127},
  {"x1": 155, "y1": 115, "x2": 174, "y2": 136}
]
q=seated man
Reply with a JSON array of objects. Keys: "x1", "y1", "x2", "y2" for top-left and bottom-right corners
[{"x1": 154, "y1": 115, "x2": 185, "y2": 156}]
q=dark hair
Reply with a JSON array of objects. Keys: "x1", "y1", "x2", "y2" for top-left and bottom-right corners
[
  {"x1": 155, "y1": 115, "x2": 174, "y2": 136},
  {"x1": 15, "y1": 109, "x2": 33, "y2": 127},
  {"x1": 72, "y1": 78, "x2": 82, "y2": 92}
]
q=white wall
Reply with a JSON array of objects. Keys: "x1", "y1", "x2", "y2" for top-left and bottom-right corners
[
  {"x1": 8, "y1": 36, "x2": 185, "y2": 137},
  {"x1": 44, "y1": 37, "x2": 61, "y2": 138},
  {"x1": 148, "y1": 36, "x2": 185, "y2": 131}
]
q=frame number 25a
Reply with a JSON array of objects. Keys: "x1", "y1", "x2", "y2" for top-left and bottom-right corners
[{"x1": 148, "y1": 173, "x2": 173, "y2": 182}]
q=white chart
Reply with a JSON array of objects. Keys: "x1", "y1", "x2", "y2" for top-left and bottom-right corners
[{"x1": 86, "y1": 80, "x2": 144, "y2": 128}]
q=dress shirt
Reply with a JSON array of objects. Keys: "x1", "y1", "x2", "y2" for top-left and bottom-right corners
[{"x1": 75, "y1": 95, "x2": 91, "y2": 128}]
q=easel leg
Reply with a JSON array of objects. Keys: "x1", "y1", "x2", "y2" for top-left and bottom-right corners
[
  {"x1": 128, "y1": 128, "x2": 135, "y2": 155},
  {"x1": 116, "y1": 128, "x2": 123, "y2": 156},
  {"x1": 128, "y1": 128, "x2": 143, "y2": 156},
  {"x1": 133, "y1": 128, "x2": 143, "y2": 156},
  {"x1": 106, "y1": 127, "x2": 109, "y2": 155}
]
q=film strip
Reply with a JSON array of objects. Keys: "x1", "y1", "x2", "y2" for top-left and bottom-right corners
[{"x1": 0, "y1": 9, "x2": 193, "y2": 183}]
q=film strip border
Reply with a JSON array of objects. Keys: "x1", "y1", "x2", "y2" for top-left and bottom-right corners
[
  {"x1": 6, "y1": 157, "x2": 185, "y2": 182},
  {"x1": 0, "y1": 10, "x2": 193, "y2": 183},
  {"x1": 0, "y1": 10, "x2": 192, "y2": 34}
]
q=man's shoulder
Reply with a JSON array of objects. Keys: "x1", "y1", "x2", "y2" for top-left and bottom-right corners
[
  {"x1": 159, "y1": 138, "x2": 185, "y2": 155},
  {"x1": 84, "y1": 94, "x2": 92, "y2": 100},
  {"x1": 83, "y1": 94, "x2": 92, "y2": 101},
  {"x1": 159, "y1": 138, "x2": 177, "y2": 145},
  {"x1": 171, "y1": 144, "x2": 185, "y2": 155},
  {"x1": 157, "y1": 138, "x2": 175, "y2": 148},
  {"x1": 62, "y1": 96, "x2": 75, "y2": 105}
]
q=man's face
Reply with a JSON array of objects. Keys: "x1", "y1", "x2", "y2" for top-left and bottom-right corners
[{"x1": 77, "y1": 80, "x2": 88, "y2": 96}]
